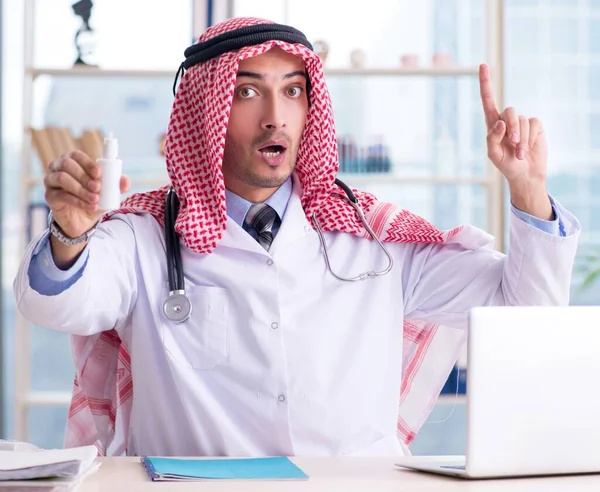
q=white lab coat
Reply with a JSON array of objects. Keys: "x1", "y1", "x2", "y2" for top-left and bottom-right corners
[{"x1": 14, "y1": 182, "x2": 580, "y2": 457}]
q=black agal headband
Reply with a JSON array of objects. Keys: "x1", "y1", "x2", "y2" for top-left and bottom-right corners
[{"x1": 173, "y1": 23, "x2": 314, "y2": 95}]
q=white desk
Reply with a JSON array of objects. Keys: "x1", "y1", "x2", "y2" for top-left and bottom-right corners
[{"x1": 76, "y1": 457, "x2": 600, "y2": 491}]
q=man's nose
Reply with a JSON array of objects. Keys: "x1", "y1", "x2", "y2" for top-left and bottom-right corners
[{"x1": 261, "y1": 96, "x2": 286, "y2": 131}]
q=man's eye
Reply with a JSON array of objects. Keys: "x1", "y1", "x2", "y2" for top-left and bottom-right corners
[
  {"x1": 239, "y1": 88, "x2": 257, "y2": 98},
  {"x1": 287, "y1": 87, "x2": 304, "y2": 97}
]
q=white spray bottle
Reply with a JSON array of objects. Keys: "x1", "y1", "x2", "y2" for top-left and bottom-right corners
[{"x1": 97, "y1": 132, "x2": 123, "y2": 211}]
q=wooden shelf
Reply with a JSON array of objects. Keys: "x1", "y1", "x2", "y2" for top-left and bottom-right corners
[
  {"x1": 21, "y1": 391, "x2": 71, "y2": 406},
  {"x1": 339, "y1": 174, "x2": 490, "y2": 186},
  {"x1": 27, "y1": 175, "x2": 170, "y2": 189},
  {"x1": 26, "y1": 66, "x2": 480, "y2": 79},
  {"x1": 325, "y1": 66, "x2": 479, "y2": 77},
  {"x1": 27, "y1": 67, "x2": 176, "y2": 78},
  {"x1": 26, "y1": 174, "x2": 490, "y2": 189}
]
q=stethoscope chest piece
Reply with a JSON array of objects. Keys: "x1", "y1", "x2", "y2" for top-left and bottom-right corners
[{"x1": 163, "y1": 290, "x2": 192, "y2": 323}]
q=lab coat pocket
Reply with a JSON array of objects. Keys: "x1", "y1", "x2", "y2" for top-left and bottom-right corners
[{"x1": 160, "y1": 284, "x2": 230, "y2": 370}]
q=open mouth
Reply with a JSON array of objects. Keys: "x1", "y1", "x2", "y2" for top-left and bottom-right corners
[{"x1": 259, "y1": 144, "x2": 286, "y2": 157}]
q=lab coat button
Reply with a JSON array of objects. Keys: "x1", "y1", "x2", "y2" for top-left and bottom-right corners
[
  {"x1": 271, "y1": 322, "x2": 279, "y2": 330},
  {"x1": 266, "y1": 259, "x2": 274, "y2": 266},
  {"x1": 278, "y1": 394, "x2": 286, "y2": 403}
]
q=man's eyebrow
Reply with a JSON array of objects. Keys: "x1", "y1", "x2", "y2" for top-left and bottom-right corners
[
  {"x1": 236, "y1": 70, "x2": 308, "y2": 81},
  {"x1": 236, "y1": 71, "x2": 263, "y2": 80},
  {"x1": 283, "y1": 70, "x2": 307, "y2": 80}
]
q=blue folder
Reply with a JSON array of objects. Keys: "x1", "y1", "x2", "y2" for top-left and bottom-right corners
[{"x1": 140, "y1": 456, "x2": 309, "y2": 481}]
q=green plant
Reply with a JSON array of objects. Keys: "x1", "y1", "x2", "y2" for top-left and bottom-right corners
[{"x1": 577, "y1": 250, "x2": 600, "y2": 292}]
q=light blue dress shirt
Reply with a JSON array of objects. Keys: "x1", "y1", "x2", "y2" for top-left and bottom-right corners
[
  {"x1": 27, "y1": 178, "x2": 564, "y2": 296},
  {"x1": 225, "y1": 176, "x2": 292, "y2": 241}
]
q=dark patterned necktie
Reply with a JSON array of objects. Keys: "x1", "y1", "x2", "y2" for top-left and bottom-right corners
[{"x1": 246, "y1": 203, "x2": 280, "y2": 251}]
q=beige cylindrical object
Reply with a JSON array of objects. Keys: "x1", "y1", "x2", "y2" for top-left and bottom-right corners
[
  {"x1": 79, "y1": 130, "x2": 94, "y2": 158},
  {"x1": 78, "y1": 130, "x2": 102, "y2": 160},
  {"x1": 90, "y1": 129, "x2": 104, "y2": 160},
  {"x1": 45, "y1": 126, "x2": 67, "y2": 157},
  {"x1": 29, "y1": 127, "x2": 55, "y2": 173},
  {"x1": 60, "y1": 127, "x2": 78, "y2": 153}
]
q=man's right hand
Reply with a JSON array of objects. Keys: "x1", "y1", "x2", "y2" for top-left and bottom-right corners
[{"x1": 43, "y1": 150, "x2": 130, "y2": 269}]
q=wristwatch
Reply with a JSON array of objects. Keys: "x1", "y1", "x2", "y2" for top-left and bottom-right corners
[{"x1": 47, "y1": 211, "x2": 99, "y2": 246}]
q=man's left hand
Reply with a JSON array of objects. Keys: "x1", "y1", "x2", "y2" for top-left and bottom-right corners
[{"x1": 479, "y1": 63, "x2": 553, "y2": 220}]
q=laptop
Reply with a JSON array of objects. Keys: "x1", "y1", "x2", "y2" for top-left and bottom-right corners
[{"x1": 396, "y1": 305, "x2": 600, "y2": 479}]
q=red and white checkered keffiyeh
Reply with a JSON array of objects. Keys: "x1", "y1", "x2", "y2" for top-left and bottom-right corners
[{"x1": 65, "y1": 17, "x2": 494, "y2": 456}]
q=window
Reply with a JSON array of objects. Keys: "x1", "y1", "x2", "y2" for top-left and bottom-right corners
[{"x1": 504, "y1": 0, "x2": 600, "y2": 304}]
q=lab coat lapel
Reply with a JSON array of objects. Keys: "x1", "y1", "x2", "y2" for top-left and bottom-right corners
[{"x1": 217, "y1": 217, "x2": 267, "y2": 254}]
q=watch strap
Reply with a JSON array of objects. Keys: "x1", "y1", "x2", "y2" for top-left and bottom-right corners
[{"x1": 48, "y1": 211, "x2": 99, "y2": 246}]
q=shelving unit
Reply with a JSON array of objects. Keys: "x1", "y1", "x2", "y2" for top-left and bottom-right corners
[
  {"x1": 25, "y1": 174, "x2": 490, "y2": 191},
  {"x1": 13, "y1": 0, "x2": 505, "y2": 442},
  {"x1": 14, "y1": 0, "x2": 211, "y2": 443},
  {"x1": 27, "y1": 66, "x2": 481, "y2": 79},
  {"x1": 26, "y1": 68, "x2": 177, "y2": 79}
]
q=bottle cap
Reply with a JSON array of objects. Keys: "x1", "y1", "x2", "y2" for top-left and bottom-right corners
[{"x1": 103, "y1": 131, "x2": 118, "y2": 159}]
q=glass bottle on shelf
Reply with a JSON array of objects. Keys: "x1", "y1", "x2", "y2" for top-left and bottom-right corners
[
  {"x1": 347, "y1": 135, "x2": 358, "y2": 173},
  {"x1": 337, "y1": 134, "x2": 360, "y2": 174},
  {"x1": 337, "y1": 135, "x2": 347, "y2": 173},
  {"x1": 366, "y1": 135, "x2": 392, "y2": 174}
]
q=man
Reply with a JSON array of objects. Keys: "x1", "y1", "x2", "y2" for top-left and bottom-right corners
[{"x1": 14, "y1": 17, "x2": 579, "y2": 457}]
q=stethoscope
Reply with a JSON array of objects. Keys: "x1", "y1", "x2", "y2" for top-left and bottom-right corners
[{"x1": 162, "y1": 178, "x2": 394, "y2": 323}]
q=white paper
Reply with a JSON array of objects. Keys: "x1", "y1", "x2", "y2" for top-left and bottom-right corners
[
  {"x1": 0, "y1": 441, "x2": 41, "y2": 452},
  {"x1": 0, "y1": 445, "x2": 97, "y2": 481},
  {"x1": 0, "y1": 461, "x2": 100, "y2": 490}
]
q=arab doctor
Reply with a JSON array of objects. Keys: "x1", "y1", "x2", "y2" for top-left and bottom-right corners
[{"x1": 14, "y1": 17, "x2": 580, "y2": 457}]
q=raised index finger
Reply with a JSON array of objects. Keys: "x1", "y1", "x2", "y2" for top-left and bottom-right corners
[{"x1": 479, "y1": 63, "x2": 500, "y2": 130}]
